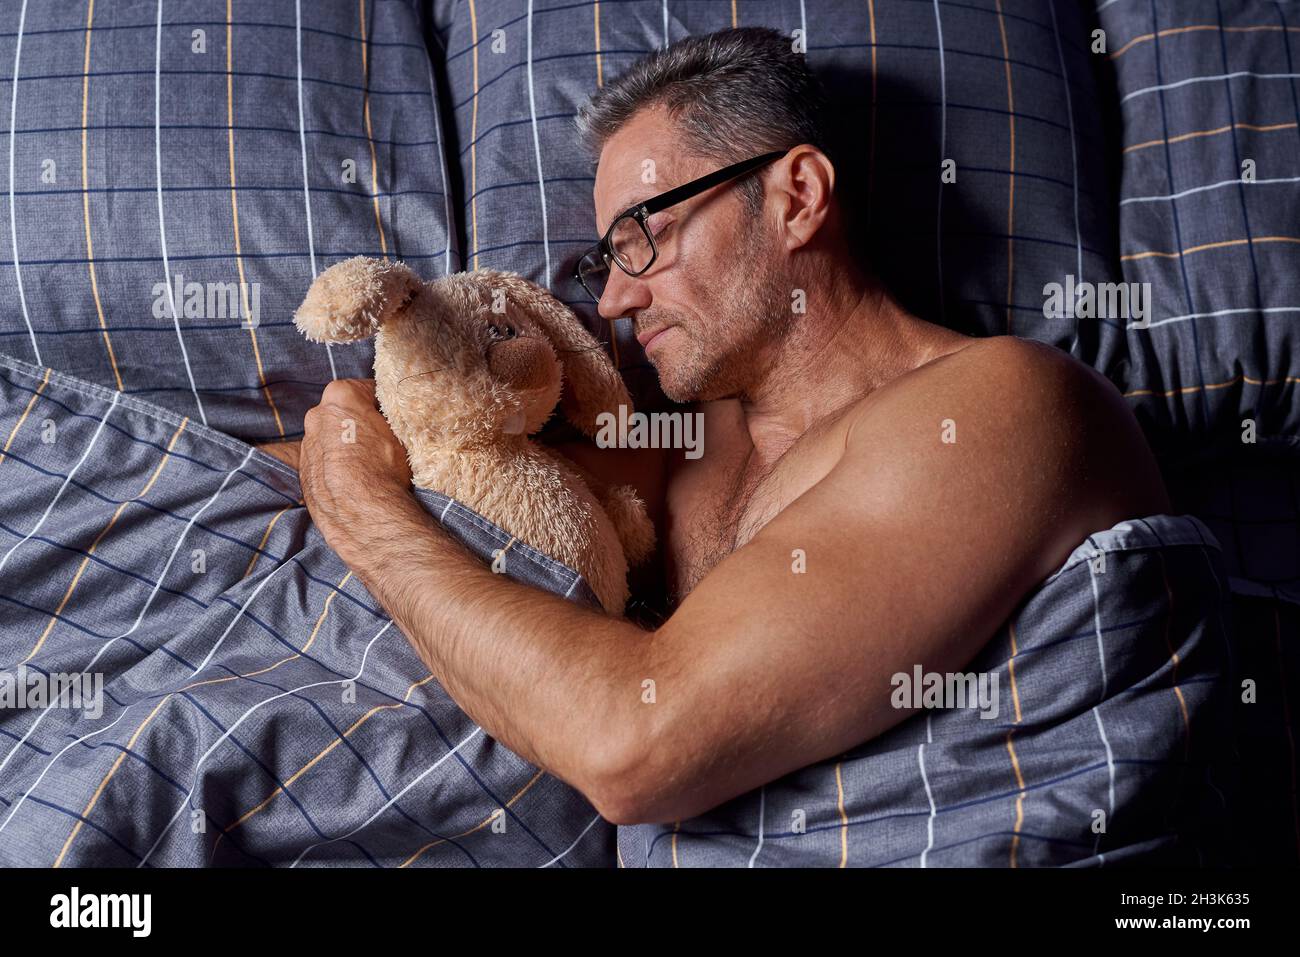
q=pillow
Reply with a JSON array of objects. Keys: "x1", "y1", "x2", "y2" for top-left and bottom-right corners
[
  {"x1": 1098, "y1": 0, "x2": 1300, "y2": 451},
  {"x1": 1095, "y1": 0, "x2": 1300, "y2": 605},
  {"x1": 0, "y1": 0, "x2": 458, "y2": 443},
  {"x1": 429, "y1": 0, "x2": 1121, "y2": 406}
]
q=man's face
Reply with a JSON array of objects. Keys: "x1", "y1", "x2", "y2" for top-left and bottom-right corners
[{"x1": 591, "y1": 108, "x2": 792, "y2": 403}]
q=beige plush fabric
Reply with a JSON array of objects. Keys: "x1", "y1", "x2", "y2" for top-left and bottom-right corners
[{"x1": 294, "y1": 256, "x2": 653, "y2": 615}]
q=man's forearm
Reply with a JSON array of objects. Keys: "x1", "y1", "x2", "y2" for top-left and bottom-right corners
[{"x1": 335, "y1": 489, "x2": 656, "y2": 809}]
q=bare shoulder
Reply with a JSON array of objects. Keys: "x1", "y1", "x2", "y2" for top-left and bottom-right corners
[
  {"x1": 875, "y1": 334, "x2": 1109, "y2": 409},
  {"x1": 852, "y1": 334, "x2": 1156, "y2": 465},
  {"x1": 837, "y1": 335, "x2": 1171, "y2": 577}
]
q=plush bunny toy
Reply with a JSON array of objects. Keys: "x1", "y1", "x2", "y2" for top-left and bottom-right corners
[{"x1": 293, "y1": 256, "x2": 655, "y2": 616}]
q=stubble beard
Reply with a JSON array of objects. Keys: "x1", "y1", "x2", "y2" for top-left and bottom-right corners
[{"x1": 654, "y1": 229, "x2": 793, "y2": 403}]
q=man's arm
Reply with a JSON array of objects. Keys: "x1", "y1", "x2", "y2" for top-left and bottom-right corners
[
  {"x1": 298, "y1": 383, "x2": 661, "y2": 819},
  {"x1": 300, "y1": 341, "x2": 1166, "y2": 825}
]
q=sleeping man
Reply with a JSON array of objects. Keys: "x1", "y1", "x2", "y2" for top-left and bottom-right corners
[{"x1": 262, "y1": 27, "x2": 1172, "y2": 828}]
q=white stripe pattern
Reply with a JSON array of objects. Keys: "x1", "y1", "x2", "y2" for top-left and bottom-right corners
[
  {"x1": 0, "y1": 444, "x2": 256, "y2": 783},
  {"x1": 0, "y1": 694, "x2": 133, "y2": 836},
  {"x1": 1049, "y1": 0, "x2": 1084, "y2": 356},
  {"x1": 747, "y1": 784, "x2": 765, "y2": 867},
  {"x1": 187, "y1": 539, "x2": 293, "y2": 678},
  {"x1": 1091, "y1": 705, "x2": 1116, "y2": 857},
  {"x1": 1121, "y1": 174, "x2": 1300, "y2": 205},
  {"x1": 933, "y1": 0, "x2": 947, "y2": 324},
  {"x1": 540, "y1": 812, "x2": 605, "y2": 867},
  {"x1": 7, "y1": 0, "x2": 38, "y2": 365},
  {"x1": 1129, "y1": 304, "x2": 1300, "y2": 331},
  {"x1": 1122, "y1": 71, "x2": 1300, "y2": 104},
  {"x1": 424, "y1": 13, "x2": 455, "y2": 276},
  {"x1": 918, "y1": 713, "x2": 936, "y2": 867},
  {"x1": 1088, "y1": 554, "x2": 1108, "y2": 699},
  {"x1": 291, "y1": 721, "x2": 482, "y2": 867},
  {"x1": 525, "y1": 1, "x2": 551, "y2": 284},
  {"x1": 0, "y1": 390, "x2": 118, "y2": 587},
  {"x1": 1088, "y1": 551, "x2": 1115, "y2": 860},
  {"x1": 296, "y1": 0, "x2": 337, "y2": 379},
  {"x1": 156, "y1": 0, "x2": 207, "y2": 423},
  {"x1": 139, "y1": 620, "x2": 396, "y2": 866}
]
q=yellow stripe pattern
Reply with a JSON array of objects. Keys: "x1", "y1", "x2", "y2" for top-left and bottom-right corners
[
  {"x1": 994, "y1": 0, "x2": 1016, "y2": 334},
  {"x1": 0, "y1": 366, "x2": 51, "y2": 466},
  {"x1": 1124, "y1": 120, "x2": 1297, "y2": 154},
  {"x1": 23, "y1": 419, "x2": 189, "y2": 665},
  {"x1": 358, "y1": 0, "x2": 389, "y2": 258},
  {"x1": 1005, "y1": 619, "x2": 1025, "y2": 866},
  {"x1": 1111, "y1": 23, "x2": 1300, "y2": 60},
  {"x1": 469, "y1": 0, "x2": 481, "y2": 270},
  {"x1": 1125, "y1": 370, "x2": 1300, "y2": 399},
  {"x1": 1122, "y1": 234, "x2": 1300, "y2": 262},
  {"x1": 81, "y1": 0, "x2": 123, "y2": 391},
  {"x1": 225, "y1": 0, "x2": 284, "y2": 436}
]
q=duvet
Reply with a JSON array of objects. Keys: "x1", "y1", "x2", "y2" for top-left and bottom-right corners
[{"x1": 0, "y1": 352, "x2": 1236, "y2": 867}]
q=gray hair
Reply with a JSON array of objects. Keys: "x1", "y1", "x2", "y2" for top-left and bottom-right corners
[{"x1": 573, "y1": 27, "x2": 831, "y2": 216}]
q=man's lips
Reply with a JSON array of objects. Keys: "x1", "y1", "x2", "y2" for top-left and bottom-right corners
[{"x1": 636, "y1": 325, "x2": 674, "y2": 350}]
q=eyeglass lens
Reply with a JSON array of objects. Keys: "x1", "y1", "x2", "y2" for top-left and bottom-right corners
[
  {"x1": 577, "y1": 248, "x2": 609, "y2": 301},
  {"x1": 610, "y1": 215, "x2": 654, "y2": 273},
  {"x1": 577, "y1": 213, "x2": 655, "y2": 302}
]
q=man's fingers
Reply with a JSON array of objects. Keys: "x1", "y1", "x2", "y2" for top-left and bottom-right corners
[{"x1": 320, "y1": 377, "x2": 378, "y2": 409}]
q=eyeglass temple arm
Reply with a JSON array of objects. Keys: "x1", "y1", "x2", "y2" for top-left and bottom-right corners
[
  {"x1": 575, "y1": 148, "x2": 789, "y2": 277},
  {"x1": 638, "y1": 149, "x2": 788, "y2": 215}
]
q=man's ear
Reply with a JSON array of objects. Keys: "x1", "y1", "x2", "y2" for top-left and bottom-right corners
[
  {"x1": 294, "y1": 256, "x2": 422, "y2": 343},
  {"x1": 474, "y1": 269, "x2": 632, "y2": 436}
]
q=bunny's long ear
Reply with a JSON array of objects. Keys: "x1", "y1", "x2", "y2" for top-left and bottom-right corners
[
  {"x1": 294, "y1": 256, "x2": 422, "y2": 343},
  {"x1": 478, "y1": 269, "x2": 632, "y2": 436}
]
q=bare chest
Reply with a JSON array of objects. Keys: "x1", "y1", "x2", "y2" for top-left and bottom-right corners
[{"x1": 663, "y1": 415, "x2": 848, "y2": 605}]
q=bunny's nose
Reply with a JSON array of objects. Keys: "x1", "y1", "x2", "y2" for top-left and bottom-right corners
[{"x1": 487, "y1": 336, "x2": 553, "y2": 392}]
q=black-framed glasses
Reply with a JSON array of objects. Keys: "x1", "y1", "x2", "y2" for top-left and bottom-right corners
[{"x1": 573, "y1": 148, "x2": 789, "y2": 304}]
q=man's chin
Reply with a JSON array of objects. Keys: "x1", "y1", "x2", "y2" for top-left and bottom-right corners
[
  {"x1": 654, "y1": 374, "x2": 696, "y2": 405},
  {"x1": 647, "y1": 347, "x2": 692, "y2": 403},
  {"x1": 655, "y1": 365, "x2": 728, "y2": 404},
  {"x1": 651, "y1": 362, "x2": 699, "y2": 404},
  {"x1": 651, "y1": 343, "x2": 735, "y2": 403}
]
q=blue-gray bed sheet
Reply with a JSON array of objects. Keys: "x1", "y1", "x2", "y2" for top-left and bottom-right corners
[{"x1": 0, "y1": 351, "x2": 1236, "y2": 867}]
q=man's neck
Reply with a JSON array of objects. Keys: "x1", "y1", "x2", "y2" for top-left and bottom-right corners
[{"x1": 738, "y1": 265, "x2": 970, "y2": 466}]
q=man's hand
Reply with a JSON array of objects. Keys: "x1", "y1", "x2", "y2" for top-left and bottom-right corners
[{"x1": 299, "y1": 379, "x2": 414, "y2": 564}]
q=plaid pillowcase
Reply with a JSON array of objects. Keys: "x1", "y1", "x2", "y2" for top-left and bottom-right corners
[
  {"x1": 1094, "y1": 0, "x2": 1300, "y2": 607},
  {"x1": 0, "y1": 0, "x2": 459, "y2": 443},
  {"x1": 429, "y1": 0, "x2": 1119, "y2": 408},
  {"x1": 1098, "y1": 0, "x2": 1300, "y2": 451}
]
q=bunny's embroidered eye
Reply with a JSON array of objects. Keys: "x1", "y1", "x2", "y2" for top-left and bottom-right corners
[{"x1": 487, "y1": 322, "x2": 517, "y2": 341}]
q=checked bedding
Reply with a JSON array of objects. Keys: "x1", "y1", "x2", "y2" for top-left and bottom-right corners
[
  {"x1": 0, "y1": 352, "x2": 1237, "y2": 867},
  {"x1": 0, "y1": 0, "x2": 1280, "y2": 866}
]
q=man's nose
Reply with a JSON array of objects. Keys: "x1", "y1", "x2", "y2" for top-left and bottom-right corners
[{"x1": 596, "y1": 263, "x2": 650, "y2": 322}]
